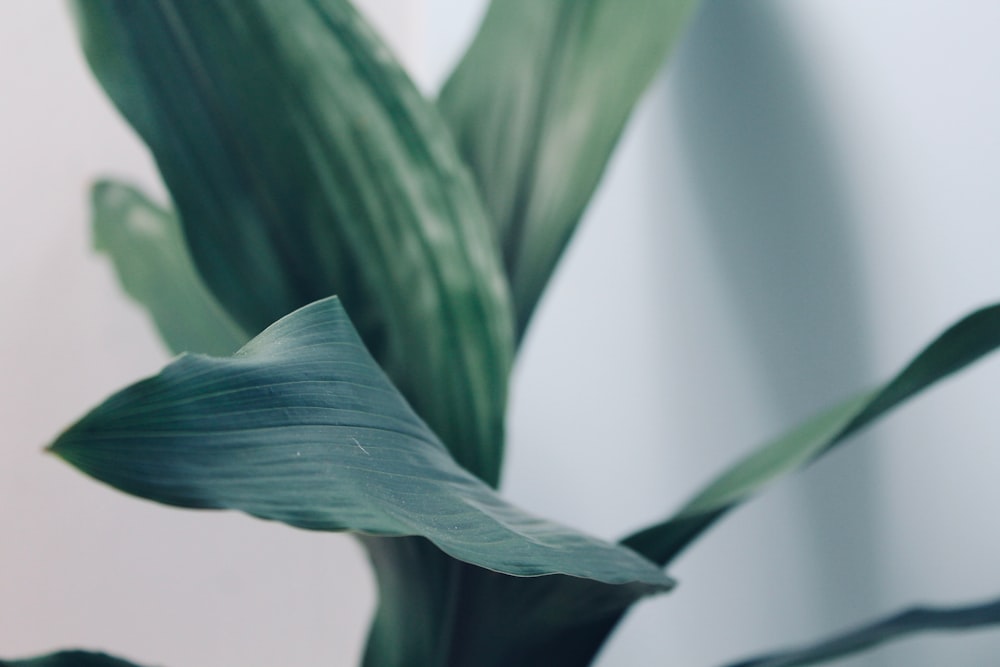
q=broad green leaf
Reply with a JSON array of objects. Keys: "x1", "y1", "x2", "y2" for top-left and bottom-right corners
[
  {"x1": 361, "y1": 536, "x2": 661, "y2": 667},
  {"x1": 0, "y1": 651, "x2": 151, "y2": 667},
  {"x1": 51, "y1": 297, "x2": 672, "y2": 589},
  {"x1": 721, "y1": 594, "x2": 1000, "y2": 667},
  {"x1": 624, "y1": 303, "x2": 1000, "y2": 566},
  {"x1": 439, "y1": 0, "x2": 700, "y2": 336},
  {"x1": 91, "y1": 179, "x2": 248, "y2": 356},
  {"x1": 71, "y1": 0, "x2": 514, "y2": 486}
]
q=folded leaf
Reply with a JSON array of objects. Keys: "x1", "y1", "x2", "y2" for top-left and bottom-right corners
[
  {"x1": 0, "y1": 650, "x2": 152, "y2": 667},
  {"x1": 439, "y1": 0, "x2": 700, "y2": 335},
  {"x1": 71, "y1": 0, "x2": 514, "y2": 485},
  {"x1": 51, "y1": 297, "x2": 672, "y2": 588},
  {"x1": 91, "y1": 179, "x2": 248, "y2": 356},
  {"x1": 721, "y1": 594, "x2": 1000, "y2": 667},
  {"x1": 624, "y1": 303, "x2": 1000, "y2": 566}
]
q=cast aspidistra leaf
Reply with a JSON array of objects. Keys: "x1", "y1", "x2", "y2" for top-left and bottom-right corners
[
  {"x1": 439, "y1": 0, "x2": 700, "y2": 335},
  {"x1": 91, "y1": 179, "x2": 248, "y2": 357},
  {"x1": 625, "y1": 303, "x2": 1000, "y2": 566},
  {"x1": 722, "y1": 594, "x2": 1000, "y2": 667},
  {"x1": 71, "y1": 0, "x2": 514, "y2": 486},
  {"x1": 50, "y1": 297, "x2": 673, "y2": 590}
]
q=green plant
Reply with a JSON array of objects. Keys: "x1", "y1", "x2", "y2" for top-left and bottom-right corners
[{"x1": 5, "y1": 1, "x2": 1000, "y2": 666}]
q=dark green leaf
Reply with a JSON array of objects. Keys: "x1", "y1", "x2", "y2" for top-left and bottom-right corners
[
  {"x1": 71, "y1": 0, "x2": 514, "y2": 485},
  {"x1": 624, "y1": 303, "x2": 1000, "y2": 566},
  {"x1": 91, "y1": 179, "x2": 248, "y2": 356},
  {"x1": 51, "y1": 297, "x2": 672, "y2": 588},
  {"x1": 361, "y1": 536, "x2": 660, "y2": 667},
  {"x1": 439, "y1": 0, "x2": 700, "y2": 335},
  {"x1": 722, "y1": 595, "x2": 1000, "y2": 667},
  {"x1": 0, "y1": 650, "x2": 153, "y2": 667}
]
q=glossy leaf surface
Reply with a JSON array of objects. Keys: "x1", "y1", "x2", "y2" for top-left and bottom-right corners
[
  {"x1": 91, "y1": 179, "x2": 248, "y2": 356},
  {"x1": 0, "y1": 651, "x2": 150, "y2": 667},
  {"x1": 722, "y1": 595, "x2": 1000, "y2": 667},
  {"x1": 51, "y1": 297, "x2": 672, "y2": 588},
  {"x1": 72, "y1": 0, "x2": 514, "y2": 485},
  {"x1": 439, "y1": 0, "x2": 699, "y2": 335},
  {"x1": 625, "y1": 303, "x2": 1000, "y2": 565}
]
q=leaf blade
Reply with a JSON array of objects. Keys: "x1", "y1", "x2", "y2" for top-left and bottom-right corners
[
  {"x1": 624, "y1": 303, "x2": 1000, "y2": 566},
  {"x1": 439, "y1": 0, "x2": 700, "y2": 335},
  {"x1": 91, "y1": 179, "x2": 249, "y2": 356},
  {"x1": 721, "y1": 595, "x2": 1000, "y2": 667},
  {"x1": 72, "y1": 0, "x2": 514, "y2": 485},
  {"x1": 51, "y1": 297, "x2": 672, "y2": 589}
]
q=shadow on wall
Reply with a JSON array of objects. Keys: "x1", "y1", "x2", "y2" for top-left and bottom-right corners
[{"x1": 672, "y1": 0, "x2": 885, "y2": 646}]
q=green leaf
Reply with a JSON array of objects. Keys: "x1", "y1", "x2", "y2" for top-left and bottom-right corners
[
  {"x1": 71, "y1": 0, "x2": 514, "y2": 486},
  {"x1": 0, "y1": 650, "x2": 152, "y2": 667},
  {"x1": 624, "y1": 303, "x2": 1000, "y2": 566},
  {"x1": 51, "y1": 297, "x2": 672, "y2": 589},
  {"x1": 439, "y1": 0, "x2": 700, "y2": 336},
  {"x1": 91, "y1": 179, "x2": 248, "y2": 356},
  {"x1": 361, "y1": 536, "x2": 661, "y2": 667},
  {"x1": 721, "y1": 594, "x2": 1000, "y2": 667}
]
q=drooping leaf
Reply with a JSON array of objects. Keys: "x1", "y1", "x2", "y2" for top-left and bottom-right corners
[
  {"x1": 0, "y1": 650, "x2": 152, "y2": 667},
  {"x1": 721, "y1": 594, "x2": 1000, "y2": 667},
  {"x1": 439, "y1": 0, "x2": 700, "y2": 335},
  {"x1": 624, "y1": 303, "x2": 1000, "y2": 566},
  {"x1": 91, "y1": 179, "x2": 248, "y2": 356},
  {"x1": 51, "y1": 297, "x2": 672, "y2": 589},
  {"x1": 71, "y1": 0, "x2": 514, "y2": 486}
]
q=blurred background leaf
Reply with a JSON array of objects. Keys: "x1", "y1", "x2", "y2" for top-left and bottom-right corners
[
  {"x1": 439, "y1": 0, "x2": 699, "y2": 337},
  {"x1": 91, "y1": 179, "x2": 248, "y2": 357},
  {"x1": 721, "y1": 594, "x2": 1000, "y2": 667},
  {"x1": 0, "y1": 651, "x2": 151, "y2": 667}
]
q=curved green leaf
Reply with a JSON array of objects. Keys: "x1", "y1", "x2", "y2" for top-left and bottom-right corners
[
  {"x1": 439, "y1": 0, "x2": 700, "y2": 335},
  {"x1": 0, "y1": 650, "x2": 152, "y2": 667},
  {"x1": 624, "y1": 303, "x2": 1000, "y2": 566},
  {"x1": 51, "y1": 297, "x2": 672, "y2": 589},
  {"x1": 91, "y1": 179, "x2": 248, "y2": 356},
  {"x1": 722, "y1": 595, "x2": 1000, "y2": 667},
  {"x1": 71, "y1": 0, "x2": 514, "y2": 486}
]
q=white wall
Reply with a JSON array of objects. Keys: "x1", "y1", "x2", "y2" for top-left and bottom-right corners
[{"x1": 3, "y1": 2, "x2": 1000, "y2": 667}]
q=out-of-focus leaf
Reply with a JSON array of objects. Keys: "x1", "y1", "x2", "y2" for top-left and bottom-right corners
[
  {"x1": 0, "y1": 650, "x2": 152, "y2": 667},
  {"x1": 71, "y1": 0, "x2": 514, "y2": 486},
  {"x1": 51, "y1": 297, "x2": 673, "y2": 589},
  {"x1": 624, "y1": 303, "x2": 1000, "y2": 566},
  {"x1": 91, "y1": 179, "x2": 248, "y2": 356},
  {"x1": 439, "y1": 0, "x2": 700, "y2": 335},
  {"x1": 721, "y1": 595, "x2": 1000, "y2": 667},
  {"x1": 361, "y1": 536, "x2": 663, "y2": 667}
]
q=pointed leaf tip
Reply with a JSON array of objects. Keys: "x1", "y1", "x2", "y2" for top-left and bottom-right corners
[{"x1": 53, "y1": 296, "x2": 671, "y2": 589}]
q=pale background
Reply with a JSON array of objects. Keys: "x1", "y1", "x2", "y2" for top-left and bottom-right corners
[{"x1": 3, "y1": 2, "x2": 1000, "y2": 666}]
